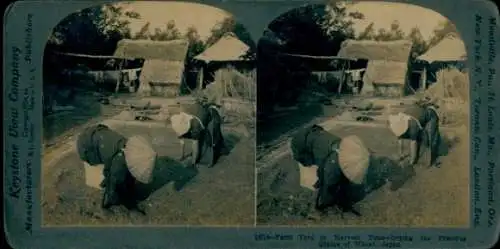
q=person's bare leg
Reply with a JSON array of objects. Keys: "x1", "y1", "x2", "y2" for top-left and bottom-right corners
[
  {"x1": 307, "y1": 190, "x2": 326, "y2": 220},
  {"x1": 398, "y1": 139, "x2": 405, "y2": 161},
  {"x1": 190, "y1": 139, "x2": 200, "y2": 168},
  {"x1": 409, "y1": 140, "x2": 418, "y2": 165},
  {"x1": 179, "y1": 139, "x2": 186, "y2": 161}
]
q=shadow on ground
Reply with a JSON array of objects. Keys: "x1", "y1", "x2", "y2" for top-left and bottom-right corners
[
  {"x1": 134, "y1": 132, "x2": 242, "y2": 200},
  {"x1": 42, "y1": 124, "x2": 255, "y2": 226},
  {"x1": 257, "y1": 125, "x2": 467, "y2": 226},
  {"x1": 134, "y1": 156, "x2": 198, "y2": 201}
]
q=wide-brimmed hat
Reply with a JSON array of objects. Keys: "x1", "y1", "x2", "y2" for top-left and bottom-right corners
[
  {"x1": 170, "y1": 112, "x2": 193, "y2": 137},
  {"x1": 338, "y1": 135, "x2": 370, "y2": 185},
  {"x1": 123, "y1": 135, "x2": 157, "y2": 184},
  {"x1": 388, "y1": 112, "x2": 410, "y2": 137}
]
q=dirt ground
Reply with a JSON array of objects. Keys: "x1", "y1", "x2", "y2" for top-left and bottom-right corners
[
  {"x1": 257, "y1": 124, "x2": 469, "y2": 227},
  {"x1": 42, "y1": 123, "x2": 255, "y2": 226},
  {"x1": 42, "y1": 91, "x2": 256, "y2": 226}
]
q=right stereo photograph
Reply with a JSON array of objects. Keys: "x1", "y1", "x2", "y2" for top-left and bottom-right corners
[{"x1": 256, "y1": 1, "x2": 469, "y2": 227}]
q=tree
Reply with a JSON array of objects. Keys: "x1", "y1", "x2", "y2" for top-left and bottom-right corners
[
  {"x1": 322, "y1": 1, "x2": 365, "y2": 39},
  {"x1": 427, "y1": 20, "x2": 460, "y2": 48},
  {"x1": 406, "y1": 27, "x2": 428, "y2": 58},
  {"x1": 134, "y1": 22, "x2": 151, "y2": 40},
  {"x1": 47, "y1": 3, "x2": 140, "y2": 55},
  {"x1": 206, "y1": 16, "x2": 256, "y2": 59},
  {"x1": 206, "y1": 17, "x2": 255, "y2": 48},
  {"x1": 374, "y1": 28, "x2": 390, "y2": 41},
  {"x1": 149, "y1": 20, "x2": 182, "y2": 41},
  {"x1": 184, "y1": 26, "x2": 206, "y2": 61},
  {"x1": 358, "y1": 22, "x2": 376, "y2": 40},
  {"x1": 373, "y1": 20, "x2": 405, "y2": 41},
  {"x1": 389, "y1": 20, "x2": 405, "y2": 40},
  {"x1": 263, "y1": 3, "x2": 363, "y2": 56}
]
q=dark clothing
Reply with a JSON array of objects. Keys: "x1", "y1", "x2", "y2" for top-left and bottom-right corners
[
  {"x1": 399, "y1": 105, "x2": 438, "y2": 141},
  {"x1": 77, "y1": 124, "x2": 138, "y2": 210},
  {"x1": 290, "y1": 125, "x2": 352, "y2": 211},
  {"x1": 180, "y1": 103, "x2": 226, "y2": 167},
  {"x1": 424, "y1": 109, "x2": 441, "y2": 166},
  {"x1": 399, "y1": 105, "x2": 441, "y2": 166}
]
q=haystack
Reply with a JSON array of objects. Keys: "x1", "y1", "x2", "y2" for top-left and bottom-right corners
[
  {"x1": 202, "y1": 67, "x2": 256, "y2": 122},
  {"x1": 424, "y1": 68, "x2": 469, "y2": 126},
  {"x1": 114, "y1": 39, "x2": 189, "y2": 61},
  {"x1": 113, "y1": 39, "x2": 190, "y2": 97},
  {"x1": 337, "y1": 40, "x2": 413, "y2": 97}
]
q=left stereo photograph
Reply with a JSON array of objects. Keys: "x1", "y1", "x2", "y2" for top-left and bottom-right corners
[{"x1": 41, "y1": 1, "x2": 256, "y2": 227}]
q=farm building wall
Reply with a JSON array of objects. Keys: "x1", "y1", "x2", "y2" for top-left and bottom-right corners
[{"x1": 373, "y1": 84, "x2": 405, "y2": 97}]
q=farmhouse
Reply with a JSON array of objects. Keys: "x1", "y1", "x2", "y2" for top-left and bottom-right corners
[
  {"x1": 415, "y1": 34, "x2": 467, "y2": 87},
  {"x1": 193, "y1": 32, "x2": 255, "y2": 90},
  {"x1": 113, "y1": 39, "x2": 190, "y2": 97},
  {"x1": 337, "y1": 39, "x2": 414, "y2": 97}
]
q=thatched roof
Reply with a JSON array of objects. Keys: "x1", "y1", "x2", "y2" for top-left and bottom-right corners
[
  {"x1": 363, "y1": 60, "x2": 408, "y2": 86},
  {"x1": 417, "y1": 35, "x2": 467, "y2": 63},
  {"x1": 139, "y1": 59, "x2": 185, "y2": 86},
  {"x1": 194, "y1": 33, "x2": 252, "y2": 62},
  {"x1": 113, "y1": 39, "x2": 189, "y2": 61},
  {"x1": 337, "y1": 39, "x2": 413, "y2": 62}
]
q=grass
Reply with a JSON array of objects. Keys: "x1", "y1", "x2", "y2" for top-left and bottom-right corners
[
  {"x1": 257, "y1": 125, "x2": 469, "y2": 227},
  {"x1": 42, "y1": 125, "x2": 255, "y2": 226}
]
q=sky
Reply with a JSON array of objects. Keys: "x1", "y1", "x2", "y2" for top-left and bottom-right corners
[
  {"x1": 114, "y1": 1, "x2": 449, "y2": 42},
  {"x1": 117, "y1": 1, "x2": 231, "y2": 40},
  {"x1": 346, "y1": 2, "x2": 449, "y2": 41}
]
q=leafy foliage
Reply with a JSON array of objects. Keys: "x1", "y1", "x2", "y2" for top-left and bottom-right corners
[
  {"x1": 427, "y1": 20, "x2": 460, "y2": 48},
  {"x1": 264, "y1": 3, "x2": 364, "y2": 56},
  {"x1": 47, "y1": 3, "x2": 140, "y2": 55}
]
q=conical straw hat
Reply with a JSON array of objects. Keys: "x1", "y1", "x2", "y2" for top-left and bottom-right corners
[
  {"x1": 123, "y1": 135, "x2": 157, "y2": 184},
  {"x1": 170, "y1": 112, "x2": 193, "y2": 137},
  {"x1": 388, "y1": 113, "x2": 409, "y2": 137},
  {"x1": 338, "y1": 135, "x2": 370, "y2": 185}
]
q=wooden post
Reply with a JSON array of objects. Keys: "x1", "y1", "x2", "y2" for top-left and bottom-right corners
[
  {"x1": 337, "y1": 62, "x2": 346, "y2": 95},
  {"x1": 197, "y1": 66, "x2": 204, "y2": 91},
  {"x1": 422, "y1": 67, "x2": 427, "y2": 91},
  {"x1": 114, "y1": 60, "x2": 123, "y2": 94}
]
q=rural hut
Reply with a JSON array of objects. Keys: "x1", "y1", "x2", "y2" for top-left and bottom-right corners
[
  {"x1": 193, "y1": 32, "x2": 255, "y2": 90},
  {"x1": 113, "y1": 39, "x2": 190, "y2": 97},
  {"x1": 337, "y1": 39, "x2": 414, "y2": 97},
  {"x1": 416, "y1": 34, "x2": 467, "y2": 86}
]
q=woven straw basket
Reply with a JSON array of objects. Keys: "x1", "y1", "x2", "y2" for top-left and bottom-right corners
[
  {"x1": 338, "y1": 135, "x2": 370, "y2": 185},
  {"x1": 123, "y1": 135, "x2": 157, "y2": 184},
  {"x1": 388, "y1": 113, "x2": 410, "y2": 137}
]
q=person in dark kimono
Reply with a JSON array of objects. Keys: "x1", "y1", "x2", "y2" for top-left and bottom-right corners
[
  {"x1": 77, "y1": 124, "x2": 145, "y2": 213},
  {"x1": 388, "y1": 99, "x2": 441, "y2": 167},
  {"x1": 170, "y1": 102, "x2": 227, "y2": 168},
  {"x1": 290, "y1": 125, "x2": 370, "y2": 218}
]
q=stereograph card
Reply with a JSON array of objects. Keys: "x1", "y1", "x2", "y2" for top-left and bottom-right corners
[{"x1": 2, "y1": 0, "x2": 500, "y2": 248}]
